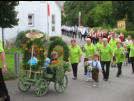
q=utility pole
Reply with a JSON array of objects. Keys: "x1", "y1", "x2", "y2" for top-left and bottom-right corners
[{"x1": 78, "y1": 11, "x2": 81, "y2": 27}]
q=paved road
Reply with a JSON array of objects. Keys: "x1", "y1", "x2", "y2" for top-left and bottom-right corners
[{"x1": 6, "y1": 35, "x2": 134, "y2": 101}]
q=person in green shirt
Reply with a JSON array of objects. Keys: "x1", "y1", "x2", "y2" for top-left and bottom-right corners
[
  {"x1": 0, "y1": 40, "x2": 10, "y2": 101},
  {"x1": 96, "y1": 37, "x2": 103, "y2": 59},
  {"x1": 109, "y1": 34, "x2": 119, "y2": 68},
  {"x1": 114, "y1": 41, "x2": 126, "y2": 77},
  {"x1": 125, "y1": 39, "x2": 134, "y2": 73},
  {"x1": 69, "y1": 39, "x2": 82, "y2": 80},
  {"x1": 83, "y1": 38, "x2": 96, "y2": 75},
  {"x1": 100, "y1": 38, "x2": 113, "y2": 81}
]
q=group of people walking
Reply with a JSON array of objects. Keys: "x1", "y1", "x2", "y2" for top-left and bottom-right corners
[
  {"x1": 62, "y1": 25, "x2": 124, "y2": 44},
  {"x1": 68, "y1": 33, "x2": 134, "y2": 86},
  {"x1": 0, "y1": 27, "x2": 133, "y2": 100}
]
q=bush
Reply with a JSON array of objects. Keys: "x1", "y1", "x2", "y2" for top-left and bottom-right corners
[
  {"x1": 116, "y1": 30, "x2": 134, "y2": 39},
  {"x1": 15, "y1": 29, "x2": 47, "y2": 48},
  {"x1": 49, "y1": 36, "x2": 62, "y2": 41}
]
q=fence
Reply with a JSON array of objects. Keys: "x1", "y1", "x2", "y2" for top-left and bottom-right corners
[{"x1": 5, "y1": 52, "x2": 22, "y2": 78}]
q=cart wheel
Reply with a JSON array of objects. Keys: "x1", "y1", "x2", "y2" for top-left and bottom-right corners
[
  {"x1": 18, "y1": 75, "x2": 31, "y2": 92},
  {"x1": 55, "y1": 74, "x2": 68, "y2": 93},
  {"x1": 34, "y1": 79, "x2": 49, "y2": 96}
]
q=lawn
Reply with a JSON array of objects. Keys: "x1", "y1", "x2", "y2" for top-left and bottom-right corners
[{"x1": 0, "y1": 48, "x2": 22, "y2": 80}]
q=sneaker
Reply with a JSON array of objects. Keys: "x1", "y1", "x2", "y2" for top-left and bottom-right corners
[
  {"x1": 72, "y1": 77, "x2": 77, "y2": 80},
  {"x1": 84, "y1": 73, "x2": 87, "y2": 75},
  {"x1": 116, "y1": 73, "x2": 120, "y2": 77},
  {"x1": 86, "y1": 78, "x2": 89, "y2": 82},
  {"x1": 92, "y1": 83, "x2": 97, "y2": 87},
  {"x1": 88, "y1": 78, "x2": 93, "y2": 81},
  {"x1": 103, "y1": 78, "x2": 108, "y2": 81}
]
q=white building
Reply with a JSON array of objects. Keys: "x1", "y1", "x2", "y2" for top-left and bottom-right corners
[{"x1": 0, "y1": 1, "x2": 62, "y2": 41}]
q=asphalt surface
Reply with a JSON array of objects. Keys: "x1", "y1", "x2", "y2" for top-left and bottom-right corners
[{"x1": 5, "y1": 35, "x2": 134, "y2": 101}]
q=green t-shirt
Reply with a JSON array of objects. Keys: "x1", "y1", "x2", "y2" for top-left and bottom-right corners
[
  {"x1": 0, "y1": 41, "x2": 4, "y2": 52},
  {"x1": 127, "y1": 44, "x2": 134, "y2": 57},
  {"x1": 100, "y1": 44, "x2": 112, "y2": 61},
  {"x1": 83, "y1": 43, "x2": 96, "y2": 58},
  {"x1": 96, "y1": 42, "x2": 103, "y2": 55},
  {"x1": 0, "y1": 41, "x2": 4, "y2": 68},
  {"x1": 69, "y1": 45, "x2": 82, "y2": 64},
  {"x1": 109, "y1": 39, "x2": 118, "y2": 51},
  {"x1": 114, "y1": 47, "x2": 125, "y2": 63}
]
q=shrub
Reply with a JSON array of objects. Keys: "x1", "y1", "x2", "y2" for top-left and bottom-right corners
[
  {"x1": 116, "y1": 30, "x2": 134, "y2": 39},
  {"x1": 49, "y1": 36, "x2": 62, "y2": 41}
]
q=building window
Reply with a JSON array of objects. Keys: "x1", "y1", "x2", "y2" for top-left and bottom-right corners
[
  {"x1": 52, "y1": 14, "x2": 55, "y2": 32},
  {"x1": 28, "y1": 14, "x2": 34, "y2": 26}
]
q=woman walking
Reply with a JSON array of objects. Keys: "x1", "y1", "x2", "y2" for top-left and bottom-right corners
[
  {"x1": 96, "y1": 37, "x2": 103, "y2": 58},
  {"x1": 99, "y1": 38, "x2": 113, "y2": 81},
  {"x1": 69, "y1": 39, "x2": 82, "y2": 80},
  {"x1": 83, "y1": 38, "x2": 96, "y2": 75},
  {"x1": 125, "y1": 35, "x2": 132, "y2": 63},
  {"x1": 125, "y1": 39, "x2": 134, "y2": 73},
  {"x1": 0, "y1": 40, "x2": 10, "y2": 101},
  {"x1": 114, "y1": 42, "x2": 126, "y2": 77}
]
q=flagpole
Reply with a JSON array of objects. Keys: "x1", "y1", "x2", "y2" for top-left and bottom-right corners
[{"x1": 47, "y1": 1, "x2": 49, "y2": 40}]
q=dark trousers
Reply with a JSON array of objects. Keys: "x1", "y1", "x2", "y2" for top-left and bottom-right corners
[
  {"x1": 127, "y1": 48, "x2": 131, "y2": 63},
  {"x1": 72, "y1": 32, "x2": 77, "y2": 38},
  {"x1": 84, "y1": 58, "x2": 88, "y2": 74},
  {"x1": 101, "y1": 61, "x2": 111, "y2": 80},
  {"x1": 0, "y1": 69, "x2": 10, "y2": 101},
  {"x1": 79, "y1": 32, "x2": 81, "y2": 39},
  {"x1": 131, "y1": 57, "x2": 134, "y2": 73},
  {"x1": 71, "y1": 63, "x2": 78, "y2": 77},
  {"x1": 81, "y1": 35, "x2": 86, "y2": 41},
  {"x1": 117, "y1": 62, "x2": 122, "y2": 76}
]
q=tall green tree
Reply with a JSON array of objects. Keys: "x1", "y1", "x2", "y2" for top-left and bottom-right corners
[
  {"x1": 0, "y1": 1, "x2": 19, "y2": 48},
  {"x1": 63, "y1": 1, "x2": 134, "y2": 29},
  {"x1": 112, "y1": 1, "x2": 134, "y2": 30}
]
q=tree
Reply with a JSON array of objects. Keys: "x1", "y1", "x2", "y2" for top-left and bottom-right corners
[
  {"x1": 112, "y1": 1, "x2": 134, "y2": 30},
  {"x1": 0, "y1": 1, "x2": 19, "y2": 48}
]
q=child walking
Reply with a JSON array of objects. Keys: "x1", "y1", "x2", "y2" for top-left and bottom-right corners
[
  {"x1": 91, "y1": 54, "x2": 102, "y2": 87},
  {"x1": 86, "y1": 55, "x2": 93, "y2": 81}
]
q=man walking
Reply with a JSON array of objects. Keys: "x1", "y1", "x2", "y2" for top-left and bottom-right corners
[{"x1": 0, "y1": 40, "x2": 10, "y2": 101}]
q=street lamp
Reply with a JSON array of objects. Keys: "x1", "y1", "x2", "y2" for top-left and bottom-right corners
[{"x1": 78, "y1": 11, "x2": 81, "y2": 27}]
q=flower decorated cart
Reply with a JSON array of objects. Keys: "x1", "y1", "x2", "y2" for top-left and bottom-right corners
[{"x1": 18, "y1": 31, "x2": 71, "y2": 96}]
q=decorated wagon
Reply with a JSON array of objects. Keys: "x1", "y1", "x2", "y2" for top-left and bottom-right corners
[{"x1": 18, "y1": 31, "x2": 71, "y2": 96}]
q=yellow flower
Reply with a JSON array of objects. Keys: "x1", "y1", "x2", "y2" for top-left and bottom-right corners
[
  {"x1": 40, "y1": 48, "x2": 43, "y2": 51},
  {"x1": 43, "y1": 52, "x2": 46, "y2": 56},
  {"x1": 25, "y1": 48, "x2": 28, "y2": 50},
  {"x1": 26, "y1": 40, "x2": 30, "y2": 43}
]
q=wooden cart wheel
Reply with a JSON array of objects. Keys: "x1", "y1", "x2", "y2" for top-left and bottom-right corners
[
  {"x1": 54, "y1": 74, "x2": 68, "y2": 93},
  {"x1": 34, "y1": 79, "x2": 49, "y2": 96},
  {"x1": 18, "y1": 75, "x2": 31, "y2": 92}
]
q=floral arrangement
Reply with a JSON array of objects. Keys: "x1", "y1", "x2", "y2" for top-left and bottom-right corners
[
  {"x1": 47, "y1": 39, "x2": 69, "y2": 61},
  {"x1": 22, "y1": 31, "x2": 47, "y2": 71},
  {"x1": 87, "y1": 66, "x2": 93, "y2": 72},
  {"x1": 53, "y1": 45, "x2": 64, "y2": 58}
]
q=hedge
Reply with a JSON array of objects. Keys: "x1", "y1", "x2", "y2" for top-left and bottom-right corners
[
  {"x1": 116, "y1": 30, "x2": 134, "y2": 39},
  {"x1": 49, "y1": 36, "x2": 62, "y2": 41}
]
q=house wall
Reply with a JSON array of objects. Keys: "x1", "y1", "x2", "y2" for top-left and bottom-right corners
[
  {"x1": 0, "y1": 1, "x2": 61, "y2": 41},
  {"x1": 48, "y1": 1, "x2": 61, "y2": 37}
]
